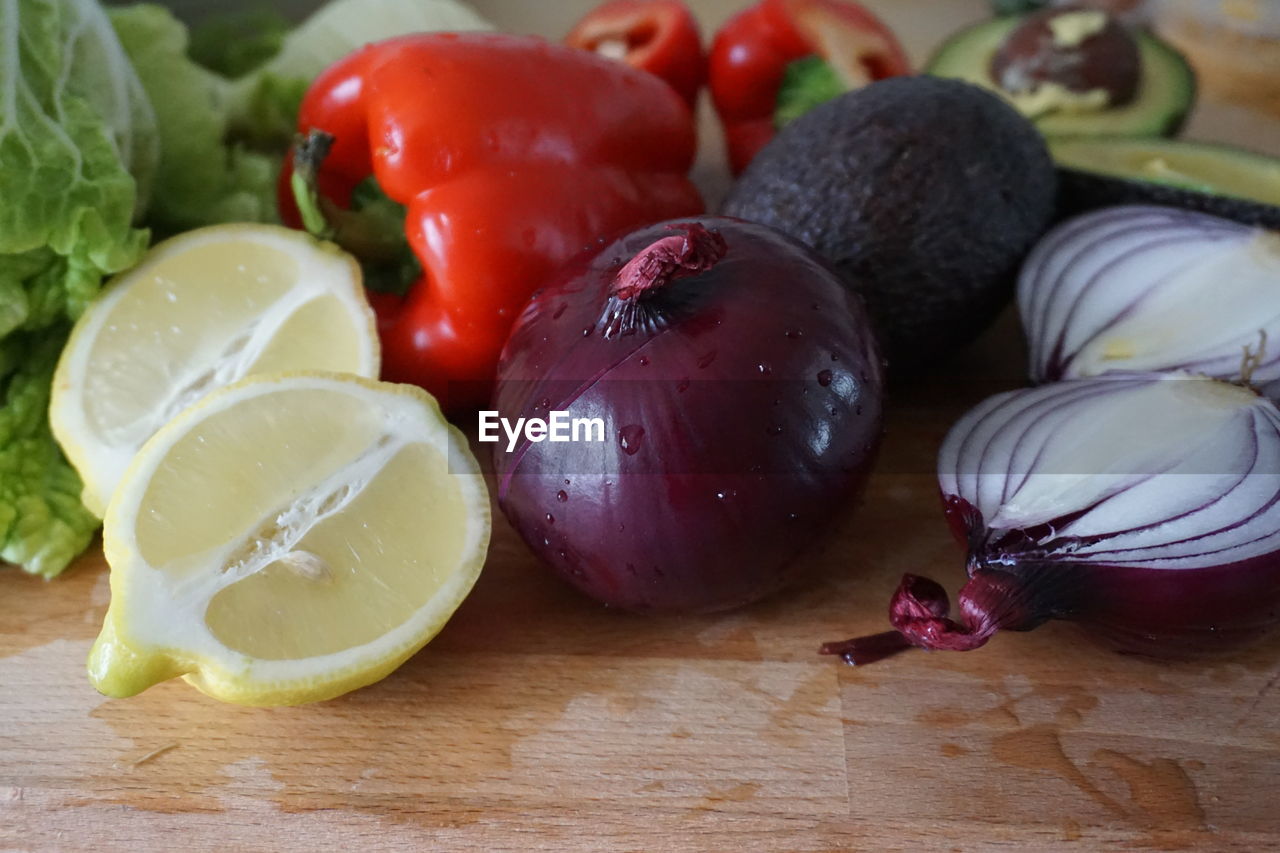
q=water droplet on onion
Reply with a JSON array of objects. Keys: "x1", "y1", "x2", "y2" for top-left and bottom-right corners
[{"x1": 618, "y1": 424, "x2": 645, "y2": 455}]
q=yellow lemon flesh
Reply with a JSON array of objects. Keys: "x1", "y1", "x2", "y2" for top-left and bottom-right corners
[
  {"x1": 51, "y1": 224, "x2": 379, "y2": 517},
  {"x1": 88, "y1": 373, "x2": 490, "y2": 706}
]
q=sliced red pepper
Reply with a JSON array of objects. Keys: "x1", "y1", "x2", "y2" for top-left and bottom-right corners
[
  {"x1": 566, "y1": 0, "x2": 705, "y2": 109},
  {"x1": 710, "y1": 0, "x2": 911, "y2": 174},
  {"x1": 279, "y1": 33, "x2": 703, "y2": 412}
]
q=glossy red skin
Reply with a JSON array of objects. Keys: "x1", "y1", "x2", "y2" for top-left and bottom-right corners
[
  {"x1": 493, "y1": 217, "x2": 885, "y2": 613},
  {"x1": 1075, "y1": 557, "x2": 1280, "y2": 655},
  {"x1": 709, "y1": 0, "x2": 911, "y2": 174},
  {"x1": 279, "y1": 33, "x2": 703, "y2": 411},
  {"x1": 566, "y1": 0, "x2": 706, "y2": 109},
  {"x1": 943, "y1": 496, "x2": 1280, "y2": 656}
]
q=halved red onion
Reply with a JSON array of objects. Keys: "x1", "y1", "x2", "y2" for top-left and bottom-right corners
[
  {"x1": 824, "y1": 372, "x2": 1280, "y2": 664},
  {"x1": 1019, "y1": 205, "x2": 1280, "y2": 399}
]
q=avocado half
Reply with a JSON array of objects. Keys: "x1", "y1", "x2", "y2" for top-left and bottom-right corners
[
  {"x1": 926, "y1": 17, "x2": 1194, "y2": 137},
  {"x1": 1052, "y1": 137, "x2": 1280, "y2": 228}
]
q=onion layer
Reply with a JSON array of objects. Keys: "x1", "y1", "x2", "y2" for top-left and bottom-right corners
[
  {"x1": 1019, "y1": 205, "x2": 1280, "y2": 398},
  {"x1": 824, "y1": 372, "x2": 1280, "y2": 664}
]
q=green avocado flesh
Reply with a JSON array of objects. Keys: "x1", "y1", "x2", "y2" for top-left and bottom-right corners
[
  {"x1": 1050, "y1": 138, "x2": 1280, "y2": 206},
  {"x1": 925, "y1": 17, "x2": 1194, "y2": 137}
]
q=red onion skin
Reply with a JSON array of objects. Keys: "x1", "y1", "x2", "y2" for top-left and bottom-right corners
[
  {"x1": 826, "y1": 494, "x2": 1280, "y2": 664},
  {"x1": 493, "y1": 218, "x2": 884, "y2": 613},
  {"x1": 1081, "y1": 556, "x2": 1280, "y2": 655},
  {"x1": 944, "y1": 495, "x2": 1280, "y2": 654}
]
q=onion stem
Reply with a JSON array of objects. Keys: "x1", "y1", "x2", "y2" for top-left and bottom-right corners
[{"x1": 611, "y1": 223, "x2": 727, "y2": 301}]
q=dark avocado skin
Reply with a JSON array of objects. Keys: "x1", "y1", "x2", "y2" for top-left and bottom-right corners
[
  {"x1": 1057, "y1": 169, "x2": 1280, "y2": 230},
  {"x1": 723, "y1": 76, "x2": 1057, "y2": 370}
]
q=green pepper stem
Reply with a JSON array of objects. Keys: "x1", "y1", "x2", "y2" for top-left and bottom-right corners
[
  {"x1": 291, "y1": 168, "x2": 332, "y2": 238},
  {"x1": 289, "y1": 130, "x2": 412, "y2": 264}
]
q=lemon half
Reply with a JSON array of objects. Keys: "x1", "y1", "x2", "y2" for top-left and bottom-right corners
[
  {"x1": 88, "y1": 373, "x2": 490, "y2": 706},
  {"x1": 52, "y1": 224, "x2": 380, "y2": 516}
]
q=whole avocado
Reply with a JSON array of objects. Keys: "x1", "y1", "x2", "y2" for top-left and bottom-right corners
[{"x1": 723, "y1": 76, "x2": 1056, "y2": 369}]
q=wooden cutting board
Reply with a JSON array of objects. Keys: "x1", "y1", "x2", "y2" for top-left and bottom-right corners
[{"x1": 4, "y1": 2, "x2": 1279, "y2": 850}]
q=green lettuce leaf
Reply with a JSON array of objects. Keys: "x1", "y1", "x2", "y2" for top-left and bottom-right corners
[
  {"x1": 225, "y1": 71, "x2": 311, "y2": 152},
  {"x1": 188, "y1": 8, "x2": 291, "y2": 79},
  {"x1": 0, "y1": 0, "x2": 154, "y2": 576},
  {"x1": 257, "y1": 0, "x2": 491, "y2": 83},
  {"x1": 0, "y1": 0, "x2": 153, "y2": 295},
  {"x1": 109, "y1": 4, "x2": 280, "y2": 235},
  {"x1": 0, "y1": 331, "x2": 99, "y2": 578},
  {"x1": 228, "y1": 0, "x2": 495, "y2": 148},
  {"x1": 110, "y1": 0, "x2": 494, "y2": 235}
]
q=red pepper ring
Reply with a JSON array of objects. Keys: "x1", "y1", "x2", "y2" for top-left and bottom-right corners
[
  {"x1": 566, "y1": 0, "x2": 706, "y2": 109},
  {"x1": 710, "y1": 0, "x2": 911, "y2": 175},
  {"x1": 279, "y1": 33, "x2": 704, "y2": 413}
]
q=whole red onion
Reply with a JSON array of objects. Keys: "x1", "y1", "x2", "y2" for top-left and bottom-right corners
[{"x1": 493, "y1": 218, "x2": 884, "y2": 613}]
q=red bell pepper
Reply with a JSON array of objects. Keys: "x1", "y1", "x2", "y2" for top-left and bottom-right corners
[
  {"x1": 566, "y1": 0, "x2": 706, "y2": 109},
  {"x1": 280, "y1": 33, "x2": 703, "y2": 411},
  {"x1": 710, "y1": 0, "x2": 911, "y2": 175}
]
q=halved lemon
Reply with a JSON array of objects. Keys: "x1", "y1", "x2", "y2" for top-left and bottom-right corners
[
  {"x1": 51, "y1": 224, "x2": 379, "y2": 517},
  {"x1": 87, "y1": 373, "x2": 490, "y2": 706}
]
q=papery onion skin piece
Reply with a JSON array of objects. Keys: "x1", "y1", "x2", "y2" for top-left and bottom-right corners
[
  {"x1": 1018, "y1": 205, "x2": 1280, "y2": 399},
  {"x1": 824, "y1": 372, "x2": 1280, "y2": 664},
  {"x1": 494, "y1": 218, "x2": 885, "y2": 613}
]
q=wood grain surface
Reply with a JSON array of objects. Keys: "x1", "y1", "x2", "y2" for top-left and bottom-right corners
[{"x1": 4, "y1": 2, "x2": 1280, "y2": 851}]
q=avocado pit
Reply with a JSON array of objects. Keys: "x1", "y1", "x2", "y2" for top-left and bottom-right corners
[{"x1": 990, "y1": 7, "x2": 1140, "y2": 115}]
